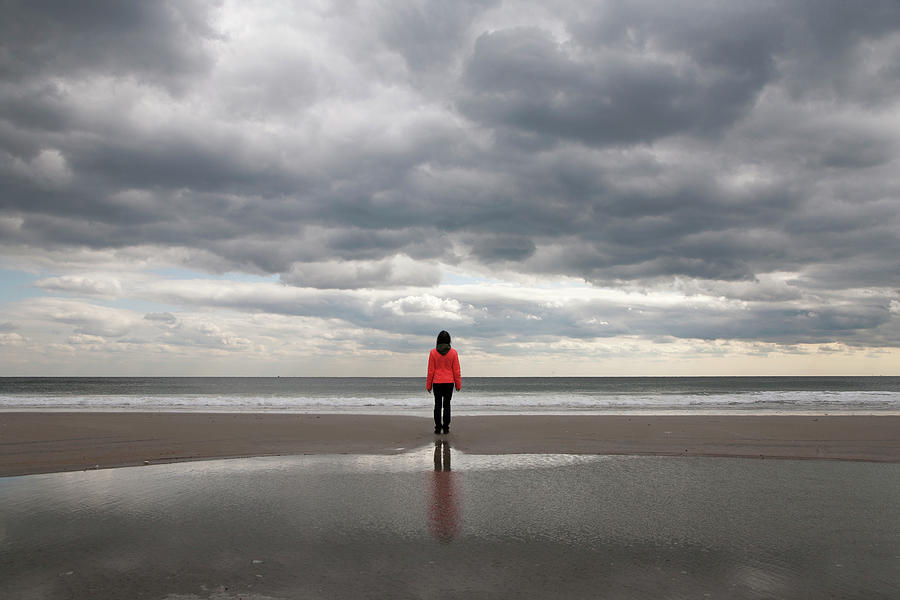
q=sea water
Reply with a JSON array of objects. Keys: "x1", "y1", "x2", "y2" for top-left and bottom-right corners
[{"x1": 1, "y1": 376, "x2": 899, "y2": 413}]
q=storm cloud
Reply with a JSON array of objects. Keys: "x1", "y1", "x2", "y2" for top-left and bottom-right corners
[{"x1": 1, "y1": 0, "x2": 899, "y2": 373}]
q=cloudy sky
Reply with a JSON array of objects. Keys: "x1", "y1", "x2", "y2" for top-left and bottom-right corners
[{"x1": 1, "y1": 0, "x2": 899, "y2": 376}]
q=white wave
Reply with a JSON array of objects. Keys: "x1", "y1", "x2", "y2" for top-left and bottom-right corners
[{"x1": 1, "y1": 390, "x2": 899, "y2": 413}]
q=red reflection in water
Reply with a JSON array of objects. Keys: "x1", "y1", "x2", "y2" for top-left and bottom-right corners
[{"x1": 428, "y1": 441, "x2": 461, "y2": 541}]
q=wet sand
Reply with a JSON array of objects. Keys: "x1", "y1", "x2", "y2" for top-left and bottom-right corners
[
  {"x1": 2, "y1": 412, "x2": 898, "y2": 476},
  {"x1": 3, "y1": 450, "x2": 899, "y2": 599}
]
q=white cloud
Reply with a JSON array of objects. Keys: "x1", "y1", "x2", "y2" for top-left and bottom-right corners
[
  {"x1": 0, "y1": 333, "x2": 25, "y2": 346},
  {"x1": 12, "y1": 297, "x2": 141, "y2": 338},
  {"x1": 35, "y1": 275, "x2": 123, "y2": 299},
  {"x1": 383, "y1": 294, "x2": 470, "y2": 322},
  {"x1": 67, "y1": 333, "x2": 107, "y2": 346}
]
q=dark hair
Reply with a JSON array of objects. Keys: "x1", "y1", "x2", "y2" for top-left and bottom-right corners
[{"x1": 436, "y1": 330, "x2": 451, "y2": 345}]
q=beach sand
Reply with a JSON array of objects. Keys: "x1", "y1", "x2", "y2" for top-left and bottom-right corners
[
  {"x1": 1, "y1": 412, "x2": 898, "y2": 477},
  {"x1": 3, "y1": 414, "x2": 899, "y2": 599}
]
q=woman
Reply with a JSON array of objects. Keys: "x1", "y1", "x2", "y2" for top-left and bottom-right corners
[{"x1": 426, "y1": 330, "x2": 461, "y2": 434}]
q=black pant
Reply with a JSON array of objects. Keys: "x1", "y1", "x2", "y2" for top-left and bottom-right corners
[{"x1": 433, "y1": 383, "x2": 453, "y2": 427}]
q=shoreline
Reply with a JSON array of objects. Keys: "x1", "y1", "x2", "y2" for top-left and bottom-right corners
[
  {"x1": 3, "y1": 408, "x2": 899, "y2": 416},
  {"x1": 2, "y1": 412, "x2": 898, "y2": 477}
]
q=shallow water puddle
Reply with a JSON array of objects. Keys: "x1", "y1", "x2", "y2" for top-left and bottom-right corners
[{"x1": 2, "y1": 448, "x2": 898, "y2": 599}]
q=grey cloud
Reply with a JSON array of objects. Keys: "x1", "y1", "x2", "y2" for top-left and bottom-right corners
[
  {"x1": 0, "y1": 0, "x2": 219, "y2": 91},
  {"x1": 281, "y1": 257, "x2": 441, "y2": 290},
  {"x1": 459, "y1": 20, "x2": 771, "y2": 146},
  {"x1": 380, "y1": 0, "x2": 498, "y2": 74},
  {"x1": 814, "y1": 133, "x2": 894, "y2": 170},
  {"x1": 572, "y1": 0, "x2": 900, "y2": 107},
  {"x1": 70, "y1": 133, "x2": 274, "y2": 194},
  {"x1": 137, "y1": 281, "x2": 900, "y2": 349},
  {"x1": 1, "y1": 0, "x2": 899, "y2": 349},
  {"x1": 778, "y1": 0, "x2": 900, "y2": 105},
  {"x1": 793, "y1": 258, "x2": 900, "y2": 291},
  {"x1": 668, "y1": 277, "x2": 805, "y2": 303},
  {"x1": 144, "y1": 312, "x2": 178, "y2": 324},
  {"x1": 467, "y1": 234, "x2": 536, "y2": 263},
  {"x1": 646, "y1": 303, "x2": 894, "y2": 346},
  {"x1": 213, "y1": 50, "x2": 319, "y2": 121},
  {"x1": 0, "y1": 81, "x2": 76, "y2": 134}
]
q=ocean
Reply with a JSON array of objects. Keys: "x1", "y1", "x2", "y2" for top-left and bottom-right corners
[{"x1": 1, "y1": 376, "x2": 899, "y2": 414}]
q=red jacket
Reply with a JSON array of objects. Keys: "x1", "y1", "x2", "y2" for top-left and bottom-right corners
[{"x1": 426, "y1": 347, "x2": 461, "y2": 391}]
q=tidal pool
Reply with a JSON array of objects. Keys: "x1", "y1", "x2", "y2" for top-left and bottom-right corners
[{"x1": 1, "y1": 444, "x2": 898, "y2": 599}]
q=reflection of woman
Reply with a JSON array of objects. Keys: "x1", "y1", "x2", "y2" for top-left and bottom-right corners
[
  {"x1": 426, "y1": 330, "x2": 461, "y2": 435},
  {"x1": 428, "y1": 441, "x2": 460, "y2": 541}
]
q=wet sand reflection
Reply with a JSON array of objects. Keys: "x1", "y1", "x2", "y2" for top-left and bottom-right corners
[{"x1": 428, "y1": 440, "x2": 461, "y2": 541}]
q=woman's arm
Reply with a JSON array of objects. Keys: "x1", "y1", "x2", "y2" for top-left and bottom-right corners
[
  {"x1": 426, "y1": 351, "x2": 435, "y2": 391},
  {"x1": 452, "y1": 351, "x2": 461, "y2": 391}
]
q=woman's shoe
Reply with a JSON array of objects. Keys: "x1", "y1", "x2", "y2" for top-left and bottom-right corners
[
  {"x1": 434, "y1": 426, "x2": 441, "y2": 435},
  {"x1": 442, "y1": 425, "x2": 449, "y2": 434}
]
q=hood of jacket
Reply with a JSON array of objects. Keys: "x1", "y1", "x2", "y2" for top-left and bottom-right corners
[{"x1": 436, "y1": 343, "x2": 451, "y2": 356}]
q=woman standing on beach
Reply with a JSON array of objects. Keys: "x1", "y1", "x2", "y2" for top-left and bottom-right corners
[{"x1": 426, "y1": 330, "x2": 461, "y2": 435}]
